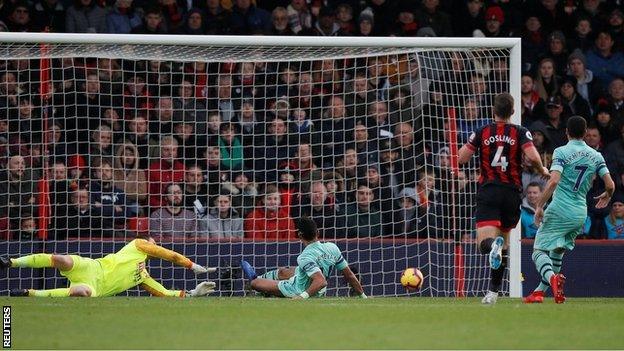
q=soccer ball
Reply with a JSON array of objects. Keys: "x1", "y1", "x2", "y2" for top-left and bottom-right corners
[{"x1": 400, "y1": 268, "x2": 424, "y2": 290}]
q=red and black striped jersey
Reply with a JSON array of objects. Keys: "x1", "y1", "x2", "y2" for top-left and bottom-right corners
[{"x1": 466, "y1": 122, "x2": 534, "y2": 191}]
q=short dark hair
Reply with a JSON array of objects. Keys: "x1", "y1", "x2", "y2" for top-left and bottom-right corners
[
  {"x1": 526, "y1": 182, "x2": 543, "y2": 191},
  {"x1": 297, "y1": 217, "x2": 318, "y2": 241},
  {"x1": 567, "y1": 115, "x2": 587, "y2": 139},
  {"x1": 494, "y1": 93, "x2": 514, "y2": 119}
]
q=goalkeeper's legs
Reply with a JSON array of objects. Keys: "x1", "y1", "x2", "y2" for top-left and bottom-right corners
[
  {"x1": 3, "y1": 254, "x2": 74, "y2": 271},
  {"x1": 23, "y1": 285, "x2": 92, "y2": 297}
]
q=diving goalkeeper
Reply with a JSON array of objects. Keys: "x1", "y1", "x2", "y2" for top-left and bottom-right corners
[{"x1": 1, "y1": 237, "x2": 216, "y2": 298}]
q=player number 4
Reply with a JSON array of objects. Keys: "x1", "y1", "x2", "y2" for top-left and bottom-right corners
[{"x1": 491, "y1": 146, "x2": 508, "y2": 172}]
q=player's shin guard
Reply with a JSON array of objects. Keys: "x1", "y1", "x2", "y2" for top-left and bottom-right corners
[
  {"x1": 479, "y1": 238, "x2": 495, "y2": 254},
  {"x1": 11, "y1": 254, "x2": 53, "y2": 268},
  {"x1": 28, "y1": 288, "x2": 71, "y2": 297},
  {"x1": 490, "y1": 249, "x2": 508, "y2": 293},
  {"x1": 258, "y1": 269, "x2": 279, "y2": 281},
  {"x1": 532, "y1": 250, "x2": 555, "y2": 286}
]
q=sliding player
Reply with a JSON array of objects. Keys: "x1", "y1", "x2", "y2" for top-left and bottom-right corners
[
  {"x1": 1, "y1": 237, "x2": 216, "y2": 297},
  {"x1": 525, "y1": 116, "x2": 614, "y2": 303},
  {"x1": 241, "y1": 217, "x2": 367, "y2": 299},
  {"x1": 458, "y1": 93, "x2": 549, "y2": 304}
]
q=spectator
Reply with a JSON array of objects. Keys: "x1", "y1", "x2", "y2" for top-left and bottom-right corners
[
  {"x1": 32, "y1": 0, "x2": 65, "y2": 32},
  {"x1": 542, "y1": 30, "x2": 569, "y2": 77},
  {"x1": 452, "y1": 0, "x2": 485, "y2": 37},
  {"x1": 323, "y1": 170, "x2": 346, "y2": 209},
  {"x1": 604, "y1": 192, "x2": 624, "y2": 239},
  {"x1": 173, "y1": 113, "x2": 199, "y2": 161},
  {"x1": 394, "y1": 122, "x2": 421, "y2": 188},
  {"x1": 256, "y1": 117, "x2": 293, "y2": 181},
  {"x1": 366, "y1": 100, "x2": 392, "y2": 139},
  {"x1": 585, "y1": 124, "x2": 603, "y2": 153},
  {"x1": 199, "y1": 194, "x2": 244, "y2": 239},
  {"x1": 16, "y1": 215, "x2": 36, "y2": 240},
  {"x1": 458, "y1": 98, "x2": 488, "y2": 143},
  {"x1": 604, "y1": 124, "x2": 624, "y2": 183},
  {"x1": 303, "y1": 6, "x2": 342, "y2": 36},
  {"x1": 356, "y1": 11, "x2": 374, "y2": 36},
  {"x1": 603, "y1": 77, "x2": 624, "y2": 123},
  {"x1": 415, "y1": 0, "x2": 452, "y2": 37},
  {"x1": 0, "y1": 155, "x2": 37, "y2": 229},
  {"x1": 345, "y1": 184, "x2": 382, "y2": 238},
  {"x1": 482, "y1": 5, "x2": 508, "y2": 37},
  {"x1": 294, "y1": 181, "x2": 344, "y2": 239},
  {"x1": 131, "y1": 6, "x2": 167, "y2": 34},
  {"x1": 534, "y1": 57, "x2": 561, "y2": 100},
  {"x1": 64, "y1": 188, "x2": 102, "y2": 238},
  {"x1": 390, "y1": 187, "x2": 425, "y2": 238},
  {"x1": 158, "y1": 0, "x2": 184, "y2": 31},
  {"x1": 608, "y1": 8, "x2": 624, "y2": 52},
  {"x1": 391, "y1": 2, "x2": 418, "y2": 36},
  {"x1": 567, "y1": 49, "x2": 603, "y2": 107},
  {"x1": 183, "y1": 164, "x2": 208, "y2": 213},
  {"x1": 229, "y1": 171, "x2": 258, "y2": 217},
  {"x1": 219, "y1": 122, "x2": 244, "y2": 171},
  {"x1": 5, "y1": 1, "x2": 36, "y2": 32},
  {"x1": 542, "y1": 96, "x2": 568, "y2": 149},
  {"x1": 286, "y1": 0, "x2": 311, "y2": 34},
  {"x1": 205, "y1": 0, "x2": 232, "y2": 35},
  {"x1": 269, "y1": 6, "x2": 293, "y2": 35},
  {"x1": 520, "y1": 182, "x2": 542, "y2": 238},
  {"x1": 521, "y1": 73, "x2": 545, "y2": 128},
  {"x1": 335, "y1": 3, "x2": 355, "y2": 35},
  {"x1": 351, "y1": 123, "x2": 378, "y2": 166},
  {"x1": 361, "y1": 163, "x2": 394, "y2": 224},
  {"x1": 148, "y1": 136, "x2": 186, "y2": 210},
  {"x1": 173, "y1": 78, "x2": 207, "y2": 135},
  {"x1": 65, "y1": 0, "x2": 107, "y2": 33},
  {"x1": 415, "y1": 169, "x2": 441, "y2": 218},
  {"x1": 202, "y1": 144, "x2": 224, "y2": 195},
  {"x1": 568, "y1": 15, "x2": 593, "y2": 53},
  {"x1": 366, "y1": 0, "x2": 395, "y2": 35},
  {"x1": 113, "y1": 141, "x2": 147, "y2": 216},
  {"x1": 560, "y1": 75, "x2": 592, "y2": 120},
  {"x1": 594, "y1": 107, "x2": 620, "y2": 146},
  {"x1": 90, "y1": 157, "x2": 132, "y2": 235},
  {"x1": 178, "y1": 8, "x2": 206, "y2": 34},
  {"x1": 586, "y1": 30, "x2": 624, "y2": 91},
  {"x1": 244, "y1": 184, "x2": 296, "y2": 240},
  {"x1": 149, "y1": 183, "x2": 197, "y2": 239},
  {"x1": 89, "y1": 125, "x2": 113, "y2": 159},
  {"x1": 230, "y1": 0, "x2": 271, "y2": 35},
  {"x1": 106, "y1": 0, "x2": 141, "y2": 33},
  {"x1": 319, "y1": 95, "x2": 354, "y2": 166},
  {"x1": 126, "y1": 115, "x2": 155, "y2": 169}
]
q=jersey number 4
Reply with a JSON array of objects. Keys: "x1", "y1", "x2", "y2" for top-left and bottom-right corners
[{"x1": 491, "y1": 146, "x2": 508, "y2": 172}]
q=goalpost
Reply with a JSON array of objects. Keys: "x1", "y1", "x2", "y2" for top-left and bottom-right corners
[{"x1": 0, "y1": 33, "x2": 522, "y2": 298}]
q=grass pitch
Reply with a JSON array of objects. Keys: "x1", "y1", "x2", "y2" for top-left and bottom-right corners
[{"x1": 4, "y1": 297, "x2": 624, "y2": 349}]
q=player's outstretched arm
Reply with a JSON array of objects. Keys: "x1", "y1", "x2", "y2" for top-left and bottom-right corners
[
  {"x1": 534, "y1": 171, "x2": 561, "y2": 226},
  {"x1": 341, "y1": 266, "x2": 367, "y2": 298},
  {"x1": 140, "y1": 277, "x2": 186, "y2": 297},
  {"x1": 523, "y1": 145, "x2": 549, "y2": 178},
  {"x1": 595, "y1": 173, "x2": 615, "y2": 209},
  {"x1": 457, "y1": 144, "x2": 475, "y2": 165},
  {"x1": 135, "y1": 239, "x2": 216, "y2": 274}
]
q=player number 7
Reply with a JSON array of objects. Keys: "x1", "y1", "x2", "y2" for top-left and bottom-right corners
[{"x1": 491, "y1": 146, "x2": 508, "y2": 172}]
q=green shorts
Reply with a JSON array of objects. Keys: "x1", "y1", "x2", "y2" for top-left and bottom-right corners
[
  {"x1": 60, "y1": 255, "x2": 103, "y2": 297},
  {"x1": 534, "y1": 210, "x2": 585, "y2": 252},
  {"x1": 277, "y1": 277, "x2": 326, "y2": 298}
]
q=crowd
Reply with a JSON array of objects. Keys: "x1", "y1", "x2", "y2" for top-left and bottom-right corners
[{"x1": 0, "y1": 0, "x2": 623, "y2": 241}]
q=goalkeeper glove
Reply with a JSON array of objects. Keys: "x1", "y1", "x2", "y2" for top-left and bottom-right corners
[
  {"x1": 191, "y1": 263, "x2": 217, "y2": 274},
  {"x1": 187, "y1": 281, "x2": 216, "y2": 297}
]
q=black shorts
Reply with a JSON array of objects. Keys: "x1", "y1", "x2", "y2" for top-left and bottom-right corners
[{"x1": 475, "y1": 184, "x2": 522, "y2": 232}]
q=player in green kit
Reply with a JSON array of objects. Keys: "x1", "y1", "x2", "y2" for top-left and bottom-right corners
[
  {"x1": 525, "y1": 116, "x2": 615, "y2": 304},
  {"x1": 1, "y1": 237, "x2": 217, "y2": 298},
  {"x1": 241, "y1": 217, "x2": 367, "y2": 299}
]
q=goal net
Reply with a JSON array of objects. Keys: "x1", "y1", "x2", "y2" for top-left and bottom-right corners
[{"x1": 0, "y1": 34, "x2": 521, "y2": 298}]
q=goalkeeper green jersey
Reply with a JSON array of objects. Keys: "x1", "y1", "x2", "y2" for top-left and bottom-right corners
[{"x1": 95, "y1": 240, "x2": 150, "y2": 297}]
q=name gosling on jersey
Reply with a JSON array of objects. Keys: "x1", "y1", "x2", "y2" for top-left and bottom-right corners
[{"x1": 483, "y1": 135, "x2": 516, "y2": 146}]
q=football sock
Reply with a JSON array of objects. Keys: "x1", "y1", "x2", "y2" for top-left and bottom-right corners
[
  {"x1": 534, "y1": 251, "x2": 564, "y2": 292},
  {"x1": 258, "y1": 269, "x2": 279, "y2": 281},
  {"x1": 29, "y1": 288, "x2": 70, "y2": 297},
  {"x1": 11, "y1": 254, "x2": 53, "y2": 268},
  {"x1": 532, "y1": 250, "x2": 554, "y2": 291},
  {"x1": 490, "y1": 249, "x2": 508, "y2": 293},
  {"x1": 479, "y1": 238, "x2": 495, "y2": 254}
]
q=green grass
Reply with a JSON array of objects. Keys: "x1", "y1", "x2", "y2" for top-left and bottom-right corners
[{"x1": 3, "y1": 297, "x2": 624, "y2": 349}]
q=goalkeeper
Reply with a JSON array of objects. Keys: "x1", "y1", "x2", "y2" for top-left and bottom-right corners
[
  {"x1": 1, "y1": 237, "x2": 216, "y2": 298},
  {"x1": 241, "y1": 217, "x2": 367, "y2": 299}
]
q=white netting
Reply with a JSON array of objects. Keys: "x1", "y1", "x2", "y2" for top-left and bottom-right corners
[{"x1": 0, "y1": 37, "x2": 515, "y2": 297}]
